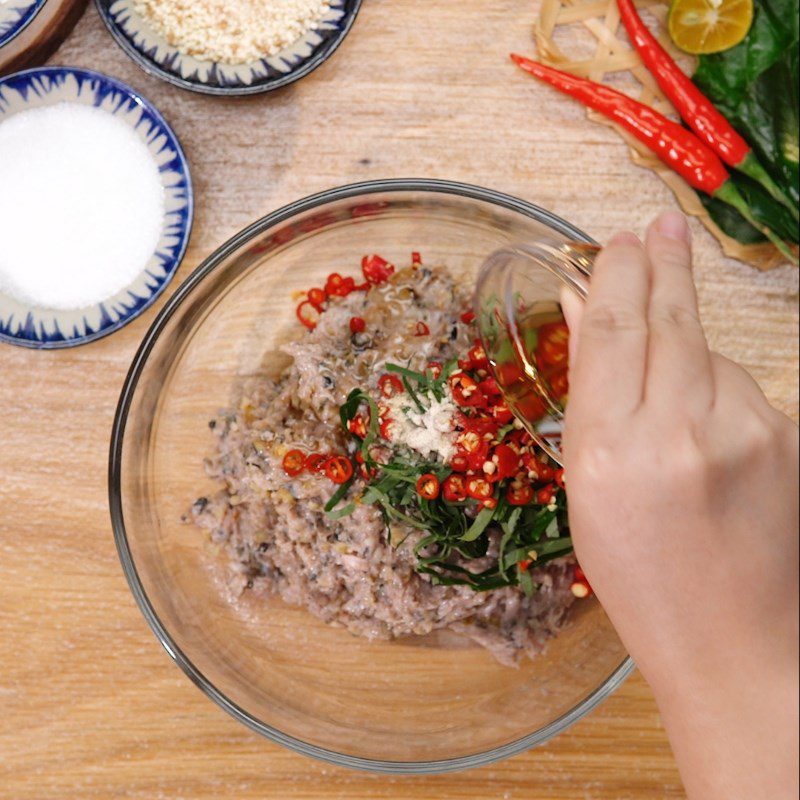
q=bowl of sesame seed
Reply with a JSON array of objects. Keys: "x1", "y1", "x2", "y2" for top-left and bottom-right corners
[{"x1": 94, "y1": 0, "x2": 362, "y2": 96}]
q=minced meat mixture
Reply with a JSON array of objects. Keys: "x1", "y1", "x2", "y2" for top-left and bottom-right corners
[{"x1": 189, "y1": 263, "x2": 576, "y2": 666}]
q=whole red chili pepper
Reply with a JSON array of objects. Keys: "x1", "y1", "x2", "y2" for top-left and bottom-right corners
[
  {"x1": 511, "y1": 55, "x2": 795, "y2": 260},
  {"x1": 616, "y1": 0, "x2": 795, "y2": 212},
  {"x1": 512, "y1": 54, "x2": 726, "y2": 193}
]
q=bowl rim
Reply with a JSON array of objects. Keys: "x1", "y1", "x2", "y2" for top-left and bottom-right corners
[
  {"x1": 93, "y1": 0, "x2": 363, "y2": 97},
  {"x1": 0, "y1": 0, "x2": 47, "y2": 50},
  {"x1": 0, "y1": 65, "x2": 194, "y2": 349},
  {"x1": 109, "y1": 178, "x2": 635, "y2": 774}
]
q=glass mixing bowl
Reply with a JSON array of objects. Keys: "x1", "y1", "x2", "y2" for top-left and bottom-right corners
[{"x1": 109, "y1": 179, "x2": 633, "y2": 774}]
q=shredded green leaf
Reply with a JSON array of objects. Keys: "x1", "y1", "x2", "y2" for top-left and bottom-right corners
[{"x1": 330, "y1": 356, "x2": 573, "y2": 592}]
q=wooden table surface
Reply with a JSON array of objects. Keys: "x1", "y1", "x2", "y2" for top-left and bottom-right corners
[{"x1": 1, "y1": 3, "x2": 797, "y2": 798}]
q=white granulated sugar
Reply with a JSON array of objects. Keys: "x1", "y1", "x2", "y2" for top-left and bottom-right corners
[
  {"x1": 0, "y1": 102, "x2": 165, "y2": 310},
  {"x1": 385, "y1": 391, "x2": 457, "y2": 462},
  {"x1": 135, "y1": 0, "x2": 330, "y2": 65}
]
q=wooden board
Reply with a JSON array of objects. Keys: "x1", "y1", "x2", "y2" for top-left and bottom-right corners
[
  {"x1": 0, "y1": 0, "x2": 88, "y2": 75},
  {"x1": 0, "y1": 2, "x2": 797, "y2": 798}
]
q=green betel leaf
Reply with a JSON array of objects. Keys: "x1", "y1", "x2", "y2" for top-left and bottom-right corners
[{"x1": 693, "y1": 0, "x2": 800, "y2": 243}]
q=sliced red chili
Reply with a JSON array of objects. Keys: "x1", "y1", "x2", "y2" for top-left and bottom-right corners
[
  {"x1": 361, "y1": 254, "x2": 394, "y2": 285},
  {"x1": 574, "y1": 564, "x2": 586, "y2": 582},
  {"x1": 449, "y1": 453, "x2": 470, "y2": 472},
  {"x1": 305, "y1": 453, "x2": 326, "y2": 473},
  {"x1": 518, "y1": 558, "x2": 533, "y2": 572},
  {"x1": 426, "y1": 361, "x2": 443, "y2": 379},
  {"x1": 325, "y1": 456, "x2": 354, "y2": 484},
  {"x1": 493, "y1": 443, "x2": 520, "y2": 480},
  {"x1": 478, "y1": 377, "x2": 501, "y2": 397},
  {"x1": 506, "y1": 483, "x2": 534, "y2": 506},
  {"x1": 359, "y1": 461, "x2": 378, "y2": 480},
  {"x1": 536, "y1": 484, "x2": 556, "y2": 505},
  {"x1": 457, "y1": 432, "x2": 490, "y2": 467},
  {"x1": 348, "y1": 414, "x2": 368, "y2": 438},
  {"x1": 537, "y1": 321, "x2": 569, "y2": 367},
  {"x1": 325, "y1": 273, "x2": 356, "y2": 297},
  {"x1": 296, "y1": 300, "x2": 320, "y2": 330},
  {"x1": 480, "y1": 497, "x2": 498, "y2": 510},
  {"x1": 456, "y1": 430, "x2": 485, "y2": 455},
  {"x1": 466, "y1": 476, "x2": 492, "y2": 500},
  {"x1": 307, "y1": 287, "x2": 327, "y2": 311},
  {"x1": 466, "y1": 448, "x2": 489, "y2": 472},
  {"x1": 414, "y1": 321, "x2": 430, "y2": 336},
  {"x1": 379, "y1": 417, "x2": 395, "y2": 439},
  {"x1": 449, "y1": 374, "x2": 485, "y2": 407},
  {"x1": 459, "y1": 414, "x2": 498, "y2": 437},
  {"x1": 378, "y1": 373, "x2": 404, "y2": 398},
  {"x1": 547, "y1": 367, "x2": 569, "y2": 401},
  {"x1": 517, "y1": 392, "x2": 547, "y2": 422},
  {"x1": 460, "y1": 310, "x2": 476, "y2": 324},
  {"x1": 495, "y1": 362, "x2": 524, "y2": 387},
  {"x1": 282, "y1": 449, "x2": 306, "y2": 477},
  {"x1": 506, "y1": 429, "x2": 533, "y2": 448},
  {"x1": 411, "y1": 251, "x2": 422, "y2": 265},
  {"x1": 555, "y1": 468, "x2": 565, "y2": 488},
  {"x1": 491, "y1": 403, "x2": 514, "y2": 424},
  {"x1": 468, "y1": 342, "x2": 489, "y2": 369},
  {"x1": 522, "y1": 453, "x2": 555, "y2": 483},
  {"x1": 349, "y1": 316, "x2": 366, "y2": 334},
  {"x1": 442, "y1": 474, "x2": 467, "y2": 502},
  {"x1": 416, "y1": 473, "x2": 440, "y2": 500}
]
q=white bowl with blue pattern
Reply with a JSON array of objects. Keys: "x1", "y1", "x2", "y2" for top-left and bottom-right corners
[
  {"x1": 0, "y1": 66, "x2": 192, "y2": 349},
  {"x1": 0, "y1": 0, "x2": 46, "y2": 49},
  {"x1": 94, "y1": 0, "x2": 362, "y2": 96}
]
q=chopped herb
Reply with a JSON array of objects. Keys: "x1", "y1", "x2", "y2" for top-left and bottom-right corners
[{"x1": 329, "y1": 345, "x2": 573, "y2": 592}]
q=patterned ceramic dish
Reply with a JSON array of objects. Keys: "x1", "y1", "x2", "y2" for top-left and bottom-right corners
[
  {"x1": 0, "y1": 0, "x2": 46, "y2": 49},
  {"x1": 94, "y1": 0, "x2": 362, "y2": 96},
  {"x1": 0, "y1": 66, "x2": 192, "y2": 349}
]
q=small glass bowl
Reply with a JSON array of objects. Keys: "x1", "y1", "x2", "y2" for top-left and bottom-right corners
[
  {"x1": 475, "y1": 240, "x2": 598, "y2": 464},
  {"x1": 109, "y1": 179, "x2": 633, "y2": 773}
]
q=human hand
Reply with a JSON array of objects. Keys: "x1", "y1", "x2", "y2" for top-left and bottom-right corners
[{"x1": 561, "y1": 211, "x2": 799, "y2": 800}]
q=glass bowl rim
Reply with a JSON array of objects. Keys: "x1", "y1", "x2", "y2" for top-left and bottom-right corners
[{"x1": 108, "y1": 177, "x2": 635, "y2": 775}]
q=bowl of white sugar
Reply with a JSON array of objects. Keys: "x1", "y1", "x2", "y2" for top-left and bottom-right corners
[
  {"x1": 0, "y1": 66, "x2": 192, "y2": 348},
  {"x1": 94, "y1": 0, "x2": 362, "y2": 96}
]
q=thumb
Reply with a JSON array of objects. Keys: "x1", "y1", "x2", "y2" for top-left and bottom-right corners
[{"x1": 559, "y1": 287, "x2": 584, "y2": 368}]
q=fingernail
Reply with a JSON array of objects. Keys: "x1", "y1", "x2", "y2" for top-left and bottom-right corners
[{"x1": 655, "y1": 210, "x2": 689, "y2": 242}]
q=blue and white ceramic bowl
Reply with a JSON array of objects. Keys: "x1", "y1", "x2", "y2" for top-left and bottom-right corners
[
  {"x1": 0, "y1": 0, "x2": 46, "y2": 49},
  {"x1": 0, "y1": 66, "x2": 192, "y2": 349},
  {"x1": 94, "y1": 0, "x2": 362, "y2": 96}
]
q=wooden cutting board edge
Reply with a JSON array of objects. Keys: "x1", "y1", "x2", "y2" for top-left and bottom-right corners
[{"x1": 0, "y1": 0, "x2": 90, "y2": 76}]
